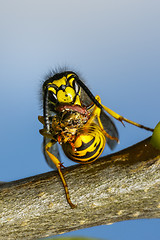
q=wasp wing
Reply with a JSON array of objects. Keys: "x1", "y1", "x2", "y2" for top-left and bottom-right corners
[
  {"x1": 80, "y1": 85, "x2": 119, "y2": 150},
  {"x1": 81, "y1": 89, "x2": 92, "y2": 107},
  {"x1": 100, "y1": 110, "x2": 119, "y2": 150},
  {"x1": 42, "y1": 137, "x2": 60, "y2": 169}
]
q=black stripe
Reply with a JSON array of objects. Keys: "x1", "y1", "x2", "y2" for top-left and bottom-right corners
[
  {"x1": 76, "y1": 137, "x2": 95, "y2": 151},
  {"x1": 85, "y1": 147, "x2": 103, "y2": 162},
  {"x1": 74, "y1": 140, "x2": 101, "y2": 160},
  {"x1": 74, "y1": 147, "x2": 103, "y2": 163}
]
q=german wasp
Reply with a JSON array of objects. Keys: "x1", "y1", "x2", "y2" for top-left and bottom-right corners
[{"x1": 39, "y1": 70, "x2": 154, "y2": 208}]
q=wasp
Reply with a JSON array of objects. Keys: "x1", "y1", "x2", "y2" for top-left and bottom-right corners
[{"x1": 39, "y1": 70, "x2": 154, "y2": 208}]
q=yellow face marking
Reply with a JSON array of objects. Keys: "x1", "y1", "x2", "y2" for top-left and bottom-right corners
[
  {"x1": 57, "y1": 87, "x2": 76, "y2": 103},
  {"x1": 67, "y1": 73, "x2": 77, "y2": 87},
  {"x1": 48, "y1": 87, "x2": 56, "y2": 94},
  {"x1": 67, "y1": 73, "x2": 74, "y2": 78},
  {"x1": 68, "y1": 77, "x2": 75, "y2": 87},
  {"x1": 52, "y1": 77, "x2": 66, "y2": 87}
]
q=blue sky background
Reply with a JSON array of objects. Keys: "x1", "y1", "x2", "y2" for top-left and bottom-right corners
[{"x1": 0, "y1": 1, "x2": 160, "y2": 239}]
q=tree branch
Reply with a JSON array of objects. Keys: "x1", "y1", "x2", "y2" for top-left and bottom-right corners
[{"x1": 1, "y1": 137, "x2": 160, "y2": 240}]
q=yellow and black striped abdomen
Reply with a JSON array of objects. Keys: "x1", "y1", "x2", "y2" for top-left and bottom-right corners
[{"x1": 62, "y1": 123, "x2": 106, "y2": 163}]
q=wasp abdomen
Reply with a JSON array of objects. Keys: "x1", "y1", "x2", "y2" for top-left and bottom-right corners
[{"x1": 62, "y1": 123, "x2": 106, "y2": 163}]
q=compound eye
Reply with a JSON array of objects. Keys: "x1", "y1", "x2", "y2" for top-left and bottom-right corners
[
  {"x1": 48, "y1": 90, "x2": 57, "y2": 104},
  {"x1": 73, "y1": 80, "x2": 80, "y2": 94}
]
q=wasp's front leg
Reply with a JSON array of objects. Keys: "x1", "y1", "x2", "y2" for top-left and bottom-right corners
[
  {"x1": 38, "y1": 115, "x2": 45, "y2": 125},
  {"x1": 38, "y1": 115, "x2": 55, "y2": 139}
]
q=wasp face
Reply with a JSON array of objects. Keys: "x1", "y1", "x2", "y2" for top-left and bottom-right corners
[{"x1": 43, "y1": 72, "x2": 81, "y2": 109}]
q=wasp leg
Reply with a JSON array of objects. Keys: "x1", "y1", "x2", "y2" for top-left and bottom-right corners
[
  {"x1": 97, "y1": 114, "x2": 119, "y2": 142},
  {"x1": 39, "y1": 116, "x2": 54, "y2": 135},
  {"x1": 99, "y1": 97, "x2": 154, "y2": 132},
  {"x1": 39, "y1": 129, "x2": 54, "y2": 139},
  {"x1": 38, "y1": 115, "x2": 45, "y2": 125},
  {"x1": 94, "y1": 96, "x2": 119, "y2": 142},
  {"x1": 45, "y1": 140, "x2": 76, "y2": 209},
  {"x1": 39, "y1": 116, "x2": 57, "y2": 139}
]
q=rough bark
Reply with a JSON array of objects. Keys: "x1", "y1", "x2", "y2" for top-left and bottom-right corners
[{"x1": 0, "y1": 137, "x2": 160, "y2": 240}]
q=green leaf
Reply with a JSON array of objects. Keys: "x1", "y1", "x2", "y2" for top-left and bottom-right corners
[{"x1": 150, "y1": 121, "x2": 160, "y2": 150}]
